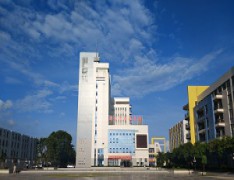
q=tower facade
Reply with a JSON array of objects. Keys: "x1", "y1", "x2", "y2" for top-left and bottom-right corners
[{"x1": 76, "y1": 52, "x2": 110, "y2": 167}]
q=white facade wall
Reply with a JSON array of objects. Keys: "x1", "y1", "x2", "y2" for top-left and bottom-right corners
[
  {"x1": 112, "y1": 97, "x2": 131, "y2": 125},
  {"x1": 92, "y1": 63, "x2": 110, "y2": 166},
  {"x1": 76, "y1": 52, "x2": 110, "y2": 167}
]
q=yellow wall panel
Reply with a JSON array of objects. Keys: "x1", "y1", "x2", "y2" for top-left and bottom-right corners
[{"x1": 187, "y1": 86, "x2": 209, "y2": 144}]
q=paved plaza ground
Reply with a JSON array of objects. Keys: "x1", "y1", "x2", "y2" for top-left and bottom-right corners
[{"x1": 0, "y1": 169, "x2": 234, "y2": 180}]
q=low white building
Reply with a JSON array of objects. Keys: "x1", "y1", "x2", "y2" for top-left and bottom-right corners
[
  {"x1": 107, "y1": 124, "x2": 149, "y2": 167},
  {"x1": 148, "y1": 142, "x2": 161, "y2": 166},
  {"x1": 108, "y1": 97, "x2": 148, "y2": 167}
]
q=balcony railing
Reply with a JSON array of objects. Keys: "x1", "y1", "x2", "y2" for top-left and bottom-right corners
[
  {"x1": 215, "y1": 119, "x2": 225, "y2": 127},
  {"x1": 185, "y1": 124, "x2": 190, "y2": 130},
  {"x1": 213, "y1": 94, "x2": 223, "y2": 101},
  {"x1": 185, "y1": 113, "x2": 189, "y2": 120},
  {"x1": 198, "y1": 128, "x2": 206, "y2": 134},
  {"x1": 214, "y1": 108, "x2": 224, "y2": 114}
]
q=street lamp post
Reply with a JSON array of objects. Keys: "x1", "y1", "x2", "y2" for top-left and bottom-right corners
[
  {"x1": 193, "y1": 157, "x2": 196, "y2": 172},
  {"x1": 232, "y1": 153, "x2": 234, "y2": 168}
]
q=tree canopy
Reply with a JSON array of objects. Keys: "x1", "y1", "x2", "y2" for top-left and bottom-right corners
[
  {"x1": 36, "y1": 130, "x2": 75, "y2": 167},
  {"x1": 157, "y1": 137, "x2": 234, "y2": 171}
]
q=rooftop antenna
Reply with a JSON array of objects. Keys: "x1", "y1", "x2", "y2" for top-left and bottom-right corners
[{"x1": 94, "y1": 40, "x2": 99, "y2": 62}]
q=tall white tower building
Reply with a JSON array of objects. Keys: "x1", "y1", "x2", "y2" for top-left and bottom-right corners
[
  {"x1": 76, "y1": 52, "x2": 149, "y2": 167},
  {"x1": 76, "y1": 52, "x2": 110, "y2": 167}
]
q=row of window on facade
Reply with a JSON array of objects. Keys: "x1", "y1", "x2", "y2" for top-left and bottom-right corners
[
  {"x1": 109, "y1": 132, "x2": 135, "y2": 136},
  {"x1": 1, "y1": 148, "x2": 31, "y2": 159},
  {"x1": 109, "y1": 147, "x2": 135, "y2": 153},
  {"x1": 0, "y1": 132, "x2": 21, "y2": 141},
  {"x1": 115, "y1": 107, "x2": 127, "y2": 112},
  {"x1": 0, "y1": 134, "x2": 33, "y2": 144},
  {"x1": 0, "y1": 139, "x2": 32, "y2": 150},
  {"x1": 197, "y1": 127, "x2": 226, "y2": 141},
  {"x1": 212, "y1": 79, "x2": 232, "y2": 96},
  {"x1": 109, "y1": 138, "x2": 135, "y2": 144}
]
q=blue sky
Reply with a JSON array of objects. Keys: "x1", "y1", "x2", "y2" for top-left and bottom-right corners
[{"x1": 0, "y1": 0, "x2": 234, "y2": 146}]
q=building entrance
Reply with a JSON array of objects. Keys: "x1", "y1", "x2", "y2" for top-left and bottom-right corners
[{"x1": 120, "y1": 160, "x2": 132, "y2": 167}]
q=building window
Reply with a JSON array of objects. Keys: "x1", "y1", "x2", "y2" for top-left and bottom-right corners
[{"x1": 205, "y1": 105, "x2": 208, "y2": 114}]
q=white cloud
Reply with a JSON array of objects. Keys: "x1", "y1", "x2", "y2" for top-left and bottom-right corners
[
  {"x1": 59, "y1": 112, "x2": 65, "y2": 117},
  {"x1": 43, "y1": 80, "x2": 59, "y2": 87},
  {"x1": 15, "y1": 89, "x2": 53, "y2": 112},
  {"x1": 112, "y1": 49, "x2": 223, "y2": 97},
  {"x1": 55, "y1": 96, "x2": 67, "y2": 100},
  {"x1": 7, "y1": 119, "x2": 16, "y2": 126},
  {"x1": 0, "y1": 99, "x2": 13, "y2": 110},
  {"x1": 0, "y1": 0, "x2": 155, "y2": 62},
  {"x1": 5, "y1": 77, "x2": 22, "y2": 85},
  {"x1": 59, "y1": 81, "x2": 77, "y2": 93},
  {"x1": 0, "y1": 1, "x2": 224, "y2": 100}
]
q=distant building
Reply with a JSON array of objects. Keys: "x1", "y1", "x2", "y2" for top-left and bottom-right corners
[
  {"x1": 0, "y1": 127, "x2": 37, "y2": 168},
  {"x1": 194, "y1": 67, "x2": 234, "y2": 142},
  {"x1": 76, "y1": 52, "x2": 149, "y2": 168},
  {"x1": 169, "y1": 120, "x2": 188, "y2": 152},
  {"x1": 151, "y1": 137, "x2": 166, "y2": 153},
  {"x1": 148, "y1": 141, "x2": 161, "y2": 167},
  {"x1": 110, "y1": 97, "x2": 132, "y2": 125}
]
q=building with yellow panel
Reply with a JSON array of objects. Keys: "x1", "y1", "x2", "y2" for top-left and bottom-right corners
[{"x1": 183, "y1": 86, "x2": 209, "y2": 144}]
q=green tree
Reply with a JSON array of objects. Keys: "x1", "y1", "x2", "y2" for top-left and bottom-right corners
[
  {"x1": 36, "y1": 138, "x2": 48, "y2": 166},
  {"x1": 156, "y1": 152, "x2": 165, "y2": 167},
  {"x1": 169, "y1": 137, "x2": 234, "y2": 171},
  {"x1": 46, "y1": 130, "x2": 75, "y2": 167},
  {"x1": 201, "y1": 155, "x2": 207, "y2": 175},
  {"x1": 193, "y1": 142, "x2": 207, "y2": 169}
]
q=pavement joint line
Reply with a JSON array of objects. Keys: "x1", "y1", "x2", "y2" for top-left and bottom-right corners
[{"x1": 21, "y1": 170, "x2": 171, "y2": 174}]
